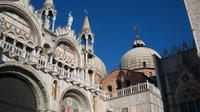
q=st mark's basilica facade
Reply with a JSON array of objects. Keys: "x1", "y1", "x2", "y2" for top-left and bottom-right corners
[{"x1": 0, "y1": 0, "x2": 199, "y2": 112}]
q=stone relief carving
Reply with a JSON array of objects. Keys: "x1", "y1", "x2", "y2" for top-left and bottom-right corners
[
  {"x1": 2, "y1": 13, "x2": 31, "y2": 37},
  {"x1": 55, "y1": 11, "x2": 76, "y2": 41},
  {"x1": 0, "y1": 16, "x2": 5, "y2": 26},
  {"x1": 55, "y1": 44, "x2": 75, "y2": 65},
  {"x1": 0, "y1": 17, "x2": 6, "y2": 32},
  {"x1": 15, "y1": 0, "x2": 34, "y2": 14},
  {"x1": 55, "y1": 27, "x2": 76, "y2": 41},
  {"x1": 33, "y1": 10, "x2": 43, "y2": 26},
  {"x1": 13, "y1": 0, "x2": 42, "y2": 26}
]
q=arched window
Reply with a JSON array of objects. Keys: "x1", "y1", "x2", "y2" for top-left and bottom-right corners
[
  {"x1": 116, "y1": 80, "x2": 121, "y2": 90},
  {"x1": 88, "y1": 35, "x2": 92, "y2": 46},
  {"x1": 41, "y1": 10, "x2": 54, "y2": 29},
  {"x1": 58, "y1": 62, "x2": 63, "y2": 68},
  {"x1": 179, "y1": 88, "x2": 200, "y2": 112},
  {"x1": 81, "y1": 36, "x2": 86, "y2": 45},
  {"x1": 107, "y1": 85, "x2": 112, "y2": 92},
  {"x1": 16, "y1": 41, "x2": 23, "y2": 49},
  {"x1": 26, "y1": 46, "x2": 33, "y2": 53},
  {"x1": 41, "y1": 11, "x2": 46, "y2": 26},
  {"x1": 121, "y1": 107, "x2": 128, "y2": 112},
  {"x1": 143, "y1": 62, "x2": 146, "y2": 68},
  {"x1": 5, "y1": 37, "x2": 14, "y2": 44},
  {"x1": 44, "y1": 44, "x2": 50, "y2": 53},
  {"x1": 125, "y1": 80, "x2": 131, "y2": 87}
]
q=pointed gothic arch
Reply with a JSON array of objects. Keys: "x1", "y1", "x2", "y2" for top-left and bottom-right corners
[
  {"x1": 88, "y1": 35, "x2": 93, "y2": 46},
  {"x1": 175, "y1": 81, "x2": 200, "y2": 112},
  {"x1": 81, "y1": 34, "x2": 86, "y2": 45}
]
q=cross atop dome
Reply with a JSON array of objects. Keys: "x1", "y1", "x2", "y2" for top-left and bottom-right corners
[
  {"x1": 134, "y1": 25, "x2": 141, "y2": 40},
  {"x1": 133, "y1": 25, "x2": 145, "y2": 48}
]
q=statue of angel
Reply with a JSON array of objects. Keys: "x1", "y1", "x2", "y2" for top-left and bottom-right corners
[{"x1": 67, "y1": 11, "x2": 73, "y2": 30}]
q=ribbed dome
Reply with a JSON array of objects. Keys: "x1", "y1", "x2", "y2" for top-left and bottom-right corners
[
  {"x1": 120, "y1": 46, "x2": 161, "y2": 70},
  {"x1": 89, "y1": 56, "x2": 107, "y2": 78}
]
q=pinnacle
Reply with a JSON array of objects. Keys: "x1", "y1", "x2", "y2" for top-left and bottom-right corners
[
  {"x1": 82, "y1": 10, "x2": 92, "y2": 33},
  {"x1": 44, "y1": 0, "x2": 54, "y2": 8}
]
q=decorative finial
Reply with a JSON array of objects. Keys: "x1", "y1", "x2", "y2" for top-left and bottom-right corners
[
  {"x1": 134, "y1": 25, "x2": 141, "y2": 40},
  {"x1": 44, "y1": 0, "x2": 54, "y2": 8},
  {"x1": 84, "y1": 9, "x2": 88, "y2": 16}
]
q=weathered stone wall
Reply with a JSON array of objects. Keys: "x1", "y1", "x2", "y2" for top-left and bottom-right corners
[
  {"x1": 105, "y1": 91, "x2": 163, "y2": 112},
  {"x1": 0, "y1": 1, "x2": 103, "y2": 111},
  {"x1": 102, "y1": 69, "x2": 148, "y2": 92},
  {"x1": 159, "y1": 48, "x2": 200, "y2": 112},
  {"x1": 184, "y1": 0, "x2": 200, "y2": 57},
  {"x1": 135, "y1": 69, "x2": 156, "y2": 77}
]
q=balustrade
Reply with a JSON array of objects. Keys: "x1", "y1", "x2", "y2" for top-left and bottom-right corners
[
  {"x1": 0, "y1": 39, "x2": 100, "y2": 91},
  {"x1": 105, "y1": 82, "x2": 160, "y2": 100}
]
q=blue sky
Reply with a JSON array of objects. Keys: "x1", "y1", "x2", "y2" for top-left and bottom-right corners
[{"x1": 31, "y1": 0, "x2": 193, "y2": 74}]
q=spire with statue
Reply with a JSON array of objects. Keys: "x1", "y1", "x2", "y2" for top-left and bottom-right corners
[
  {"x1": 67, "y1": 11, "x2": 73, "y2": 30},
  {"x1": 40, "y1": 0, "x2": 57, "y2": 31}
]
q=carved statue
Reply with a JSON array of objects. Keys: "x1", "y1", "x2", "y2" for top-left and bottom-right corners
[
  {"x1": 44, "y1": 16, "x2": 50, "y2": 29},
  {"x1": 24, "y1": 0, "x2": 30, "y2": 5},
  {"x1": 56, "y1": 26, "x2": 61, "y2": 35},
  {"x1": 67, "y1": 11, "x2": 73, "y2": 30},
  {"x1": 52, "y1": 81, "x2": 57, "y2": 100}
]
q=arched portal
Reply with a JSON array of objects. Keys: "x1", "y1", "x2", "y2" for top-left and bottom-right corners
[
  {"x1": 0, "y1": 74, "x2": 37, "y2": 112},
  {"x1": 0, "y1": 64, "x2": 49, "y2": 112},
  {"x1": 61, "y1": 89, "x2": 91, "y2": 112}
]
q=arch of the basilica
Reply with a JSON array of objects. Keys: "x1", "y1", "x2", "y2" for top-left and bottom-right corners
[{"x1": 0, "y1": 0, "x2": 199, "y2": 112}]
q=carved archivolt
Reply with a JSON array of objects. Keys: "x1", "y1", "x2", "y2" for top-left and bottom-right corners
[
  {"x1": 0, "y1": 2, "x2": 43, "y2": 47},
  {"x1": 0, "y1": 62, "x2": 50, "y2": 110},
  {"x1": 0, "y1": 11, "x2": 37, "y2": 47},
  {"x1": 55, "y1": 43, "x2": 75, "y2": 65},
  {"x1": 54, "y1": 37, "x2": 81, "y2": 67}
]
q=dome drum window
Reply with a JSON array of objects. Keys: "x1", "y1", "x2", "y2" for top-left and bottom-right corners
[
  {"x1": 107, "y1": 85, "x2": 112, "y2": 92},
  {"x1": 125, "y1": 80, "x2": 131, "y2": 87},
  {"x1": 116, "y1": 80, "x2": 122, "y2": 90}
]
